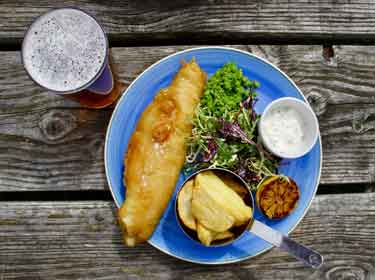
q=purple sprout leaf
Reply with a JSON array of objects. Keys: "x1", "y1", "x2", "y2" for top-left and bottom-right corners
[
  {"x1": 241, "y1": 95, "x2": 258, "y2": 121},
  {"x1": 219, "y1": 119, "x2": 257, "y2": 146},
  {"x1": 219, "y1": 119, "x2": 274, "y2": 161},
  {"x1": 236, "y1": 165, "x2": 247, "y2": 179},
  {"x1": 251, "y1": 110, "x2": 257, "y2": 122},
  {"x1": 241, "y1": 95, "x2": 253, "y2": 109},
  {"x1": 241, "y1": 94, "x2": 258, "y2": 110},
  {"x1": 235, "y1": 164, "x2": 261, "y2": 184},
  {"x1": 203, "y1": 139, "x2": 218, "y2": 162},
  {"x1": 251, "y1": 98, "x2": 258, "y2": 121}
]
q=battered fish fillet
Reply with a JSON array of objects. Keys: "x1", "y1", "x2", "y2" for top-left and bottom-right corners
[{"x1": 118, "y1": 60, "x2": 206, "y2": 246}]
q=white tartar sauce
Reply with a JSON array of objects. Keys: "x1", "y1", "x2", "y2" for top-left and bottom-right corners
[{"x1": 262, "y1": 106, "x2": 307, "y2": 157}]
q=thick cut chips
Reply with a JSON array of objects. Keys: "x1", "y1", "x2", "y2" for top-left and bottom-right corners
[
  {"x1": 177, "y1": 179, "x2": 196, "y2": 230},
  {"x1": 196, "y1": 223, "x2": 234, "y2": 246},
  {"x1": 191, "y1": 171, "x2": 252, "y2": 232}
]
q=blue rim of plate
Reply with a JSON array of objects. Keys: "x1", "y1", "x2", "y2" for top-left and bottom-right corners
[{"x1": 104, "y1": 46, "x2": 322, "y2": 265}]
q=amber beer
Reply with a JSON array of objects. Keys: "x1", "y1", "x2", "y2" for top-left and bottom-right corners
[{"x1": 22, "y1": 8, "x2": 121, "y2": 108}]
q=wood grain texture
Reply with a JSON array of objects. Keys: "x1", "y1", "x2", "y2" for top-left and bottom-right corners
[
  {"x1": 0, "y1": 193, "x2": 374, "y2": 279},
  {"x1": 1, "y1": 45, "x2": 375, "y2": 191},
  {"x1": 2, "y1": 0, "x2": 375, "y2": 46}
]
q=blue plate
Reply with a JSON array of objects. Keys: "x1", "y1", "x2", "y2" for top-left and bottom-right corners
[{"x1": 105, "y1": 47, "x2": 322, "y2": 264}]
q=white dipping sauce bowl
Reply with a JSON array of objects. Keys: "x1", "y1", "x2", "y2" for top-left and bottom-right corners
[{"x1": 259, "y1": 97, "x2": 319, "y2": 159}]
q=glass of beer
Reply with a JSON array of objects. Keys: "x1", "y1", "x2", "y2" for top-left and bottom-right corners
[{"x1": 22, "y1": 8, "x2": 122, "y2": 108}]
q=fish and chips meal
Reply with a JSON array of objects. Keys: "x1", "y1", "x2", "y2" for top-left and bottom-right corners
[{"x1": 118, "y1": 59, "x2": 301, "y2": 246}]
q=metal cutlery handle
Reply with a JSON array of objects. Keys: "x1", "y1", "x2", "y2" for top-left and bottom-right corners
[{"x1": 250, "y1": 219, "x2": 323, "y2": 269}]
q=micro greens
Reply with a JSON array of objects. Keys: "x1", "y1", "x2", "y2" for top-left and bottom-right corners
[{"x1": 185, "y1": 62, "x2": 279, "y2": 190}]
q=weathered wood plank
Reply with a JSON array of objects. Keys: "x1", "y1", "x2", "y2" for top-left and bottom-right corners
[
  {"x1": 2, "y1": 0, "x2": 375, "y2": 45},
  {"x1": 0, "y1": 110, "x2": 110, "y2": 191},
  {"x1": 0, "y1": 193, "x2": 374, "y2": 279},
  {"x1": 1, "y1": 45, "x2": 375, "y2": 191}
]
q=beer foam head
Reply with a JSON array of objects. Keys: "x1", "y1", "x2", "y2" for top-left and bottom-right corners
[{"x1": 22, "y1": 8, "x2": 107, "y2": 93}]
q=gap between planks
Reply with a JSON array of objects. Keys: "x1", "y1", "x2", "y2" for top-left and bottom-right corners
[
  {"x1": 0, "y1": 36, "x2": 365, "y2": 52},
  {"x1": 0, "y1": 183, "x2": 373, "y2": 202}
]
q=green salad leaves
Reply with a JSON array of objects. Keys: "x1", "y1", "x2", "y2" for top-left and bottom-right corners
[{"x1": 185, "y1": 63, "x2": 279, "y2": 190}]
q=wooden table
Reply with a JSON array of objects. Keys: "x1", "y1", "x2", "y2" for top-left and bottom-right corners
[{"x1": 1, "y1": 1, "x2": 375, "y2": 279}]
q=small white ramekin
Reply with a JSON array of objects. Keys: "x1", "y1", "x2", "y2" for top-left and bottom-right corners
[{"x1": 258, "y1": 97, "x2": 319, "y2": 159}]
